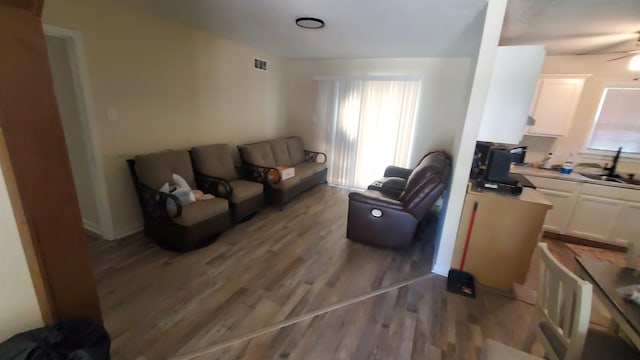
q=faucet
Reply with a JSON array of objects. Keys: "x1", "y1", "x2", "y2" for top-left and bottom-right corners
[{"x1": 604, "y1": 146, "x2": 622, "y2": 177}]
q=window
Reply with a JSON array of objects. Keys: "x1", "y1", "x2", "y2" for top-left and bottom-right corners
[
  {"x1": 587, "y1": 88, "x2": 640, "y2": 153},
  {"x1": 316, "y1": 78, "x2": 420, "y2": 189}
]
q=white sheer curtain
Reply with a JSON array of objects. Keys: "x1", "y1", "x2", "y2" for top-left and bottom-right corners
[{"x1": 316, "y1": 78, "x2": 420, "y2": 189}]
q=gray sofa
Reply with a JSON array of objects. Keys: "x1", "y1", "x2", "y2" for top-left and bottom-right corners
[{"x1": 237, "y1": 136, "x2": 327, "y2": 207}]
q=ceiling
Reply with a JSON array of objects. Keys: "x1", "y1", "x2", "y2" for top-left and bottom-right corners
[
  {"x1": 113, "y1": 0, "x2": 488, "y2": 59},
  {"x1": 114, "y1": 0, "x2": 640, "y2": 59},
  {"x1": 502, "y1": 0, "x2": 640, "y2": 55}
]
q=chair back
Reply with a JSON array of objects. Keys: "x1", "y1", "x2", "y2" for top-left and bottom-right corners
[
  {"x1": 525, "y1": 243, "x2": 592, "y2": 360},
  {"x1": 191, "y1": 144, "x2": 238, "y2": 180},
  {"x1": 627, "y1": 239, "x2": 640, "y2": 269}
]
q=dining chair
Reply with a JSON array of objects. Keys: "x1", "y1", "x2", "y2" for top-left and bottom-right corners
[
  {"x1": 523, "y1": 243, "x2": 640, "y2": 360},
  {"x1": 626, "y1": 239, "x2": 640, "y2": 269}
]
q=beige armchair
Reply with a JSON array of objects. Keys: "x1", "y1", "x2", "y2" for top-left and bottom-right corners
[
  {"x1": 127, "y1": 150, "x2": 232, "y2": 251},
  {"x1": 190, "y1": 144, "x2": 264, "y2": 222}
]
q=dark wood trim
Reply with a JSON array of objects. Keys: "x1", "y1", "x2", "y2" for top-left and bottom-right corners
[
  {"x1": 543, "y1": 231, "x2": 627, "y2": 253},
  {"x1": 0, "y1": 3, "x2": 102, "y2": 324},
  {"x1": 0, "y1": 126, "x2": 55, "y2": 324},
  {"x1": 0, "y1": 0, "x2": 44, "y2": 16}
]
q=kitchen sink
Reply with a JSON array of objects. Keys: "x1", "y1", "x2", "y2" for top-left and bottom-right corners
[{"x1": 578, "y1": 173, "x2": 640, "y2": 185}]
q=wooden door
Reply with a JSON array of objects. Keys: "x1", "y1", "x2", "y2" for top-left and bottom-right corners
[{"x1": 0, "y1": 1, "x2": 102, "y2": 324}]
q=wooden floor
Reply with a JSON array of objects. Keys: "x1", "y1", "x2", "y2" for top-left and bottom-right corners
[{"x1": 88, "y1": 185, "x2": 622, "y2": 360}]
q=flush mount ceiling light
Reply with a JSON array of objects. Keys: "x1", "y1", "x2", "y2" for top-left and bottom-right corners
[{"x1": 296, "y1": 17, "x2": 325, "y2": 29}]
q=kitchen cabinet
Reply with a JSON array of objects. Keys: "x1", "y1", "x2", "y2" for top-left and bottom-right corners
[
  {"x1": 526, "y1": 75, "x2": 589, "y2": 137},
  {"x1": 452, "y1": 185, "x2": 551, "y2": 291},
  {"x1": 537, "y1": 189, "x2": 577, "y2": 233},
  {"x1": 521, "y1": 172, "x2": 640, "y2": 247},
  {"x1": 613, "y1": 202, "x2": 640, "y2": 244},
  {"x1": 477, "y1": 45, "x2": 545, "y2": 144},
  {"x1": 523, "y1": 176, "x2": 580, "y2": 234},
  {"x1": 567, "y1": 195, "x2": 623, "y2": 242}
]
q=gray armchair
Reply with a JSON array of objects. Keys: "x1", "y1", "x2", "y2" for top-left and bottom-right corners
[
  {"x1": 127, "y1": 150, "x2": 232, "y2": 251},
  {"x1": 190, "y1": 144, "x2": 264, "y2": 222}
]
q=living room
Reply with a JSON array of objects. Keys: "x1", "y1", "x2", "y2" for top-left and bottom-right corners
[{"x1": 2, "y1": 0, "x2": 640, "y2": 359}]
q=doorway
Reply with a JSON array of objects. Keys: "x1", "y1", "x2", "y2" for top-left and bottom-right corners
[{"x1": 43, "y1": 25, "x2": 114, "y2": 239}]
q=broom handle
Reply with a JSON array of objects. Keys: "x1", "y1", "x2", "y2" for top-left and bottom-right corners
[{"x1": 459, "y1": 201, "x2": 478, "y2": 271}]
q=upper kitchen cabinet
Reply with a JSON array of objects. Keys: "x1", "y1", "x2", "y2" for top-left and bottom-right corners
[
  {"x1": 526, "y1": 75, "x2": 590, "y2": 137},
  {"x1": 477, "y1": 45, "x2": 545, "y2": 144}
]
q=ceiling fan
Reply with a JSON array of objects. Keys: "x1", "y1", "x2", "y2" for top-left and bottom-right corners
[{"x1": 576, "y1": 30, "x2": 640, "y2": 62}]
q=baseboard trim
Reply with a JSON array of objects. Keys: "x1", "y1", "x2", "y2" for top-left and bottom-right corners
[
  {"x1": 432, "y1": 263, "x2": 450, "y2": 277},
  {"x1": 82, "y1": 218, "x2": 100, "y2": 235},
  {"x1": 112, "y1": 224, "x2": 144, "y2": 241}
]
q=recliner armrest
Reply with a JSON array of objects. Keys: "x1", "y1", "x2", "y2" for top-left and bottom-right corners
[
  {"x1": 348, "y1": 191, "x2": 405, "y2": 211},
  {"x1": 383, "y1": 166, "x2": 412, "y2": 179}
]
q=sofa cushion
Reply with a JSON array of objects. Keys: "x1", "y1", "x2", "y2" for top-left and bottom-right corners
[
  {"x1": 239, "y1": 142, "x2": 276, "y2": 168},
  {"x1": 135, "y1": 150, "x2": 197, "y2": 190},
  {"x1": 270, "y1": 176, "x2": 301, "y2": 190},
  {"x1": 293, "y1": 164, "x2": 314, "y2": 181},
  {"x1": 287, "y1": 137, "x2": 306, "y2": 165},
  {"x1": 171, "y1": 197, "x2": 228, "y2": 227},
  {"x1": 295, "y1": 162, "x2": 326, "y2": 175},
  {"x1": 229, "y1": 179, "x2": 263, "y2": 204},
  {"x1": 269, "y1": 138, "x2": 292, "y2": 167},
  {"x1": 191, "y1": 144, "x2": 238, "y2": 180}
]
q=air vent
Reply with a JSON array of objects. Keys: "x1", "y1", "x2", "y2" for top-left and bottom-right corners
[{"x1": 254, "y1": 58, "x2": 267, "y2": 71}]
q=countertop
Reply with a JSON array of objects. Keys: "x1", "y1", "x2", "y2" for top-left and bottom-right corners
[
  {"x1": 511, "y1": 166, "x2": 640, "y2": 190},
  {"x1": 468, "y1": 183, "x2": 553, "y2": 208}
]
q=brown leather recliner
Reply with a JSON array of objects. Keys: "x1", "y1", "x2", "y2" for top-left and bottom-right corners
[{"x1": 346, "y1": 150, "x2": 452, "y2": 248}]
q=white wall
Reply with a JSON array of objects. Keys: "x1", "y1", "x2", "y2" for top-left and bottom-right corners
[
  {"x1": 0, "y1": 166, "x2": 43, "y2": 342},
  {"x1": 43, "y1": 0, "x2": 288, "y2": 238},
  {"x1": 45, "y1": 35, "x2": 101, "y2": 233},
  {"x1": 433, "y1": 0, "x2": 506, "y2": 275},
  {"x1": 285, "y1": 58, "x2": 473, "y2": 166},
  {"x1": 520, "y1": 55, "x2": 640, "y2": 176}
]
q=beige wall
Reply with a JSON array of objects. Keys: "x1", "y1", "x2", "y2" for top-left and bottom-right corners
[
  {"x1": 0, "y1": 166, "x2": 43, "y2": 341},
  {"x1": 520, "y1": 55, "x2": 640, "y2": 175},
  {"x1": 43, "y1": 0, "x2": 287, "y2": 238},
  {"x1": 45, "y1": 35, "x2": 100, "y2": 232},
  {"x1": 285, "y1": 58, "x2": 473, "y2": 166}
]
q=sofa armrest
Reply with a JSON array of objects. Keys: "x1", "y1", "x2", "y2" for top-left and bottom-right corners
[
  {"x1": 348, "y1": 191, "x2": 405, "y2": 212},
  {"x1": 134, "y1": 182, "x2": 183, "y2": 219},
  {"x1": 241, "y1": 162, "x2": 282, "y2": 185},
  {"x1": 304, "y1": 150, "x2": 327, "y2": 164},
  {"x1": 383, "y1": 166, "x2": 413, "y2": 179},
  {"x1": 195, "y1": 172, "x2": 233, "y2": 199}
]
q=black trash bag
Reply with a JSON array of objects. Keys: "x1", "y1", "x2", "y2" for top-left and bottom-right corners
[{"x1": 0, "y1": 318, "x2": 110, "y2": 360}]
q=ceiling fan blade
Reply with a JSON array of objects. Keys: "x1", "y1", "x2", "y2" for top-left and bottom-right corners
[{"x1": 608, "y1": 51, "x2": 640, "y2": 61}]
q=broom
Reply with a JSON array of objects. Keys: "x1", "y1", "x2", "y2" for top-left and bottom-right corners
[{"x1": 446, "y1": 201, "x2": 478, "y2": 298}]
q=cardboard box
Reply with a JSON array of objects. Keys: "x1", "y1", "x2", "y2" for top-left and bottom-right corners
[{"x1": 277, "y1": 166, "x2": 295, "y2": 180}]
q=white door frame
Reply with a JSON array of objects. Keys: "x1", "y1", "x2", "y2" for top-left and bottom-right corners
[{"x1": 43, "y1": 24, "x2": 115, "y2": 240}]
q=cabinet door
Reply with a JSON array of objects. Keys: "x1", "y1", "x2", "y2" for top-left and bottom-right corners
[
  {"x1": 612, "y1": 202, "x2": 640, "y2": 245},
  {"x1": 568, "y1": 195, "x2": 623, "y2": 243},
  {"x1": 477, "y1": 45, "x2": 545, "y2": 144},
  {"x1": 538, "y1": 189, "x2": 576, "y2": 233},
  {"x1": 527, "y1": 77, "x2": 585, "y2": 137}
]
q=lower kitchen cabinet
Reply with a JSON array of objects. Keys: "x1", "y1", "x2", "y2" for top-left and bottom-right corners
[
  {"x1": 452, "y1": 186, "x2": 551, "y2": 291},
  {"x1": 567, "y1": 195, "x2": 623, "y2": 243},
  {"x1": 537, "y1": 188, "x2": 577, "y2": 233},
  {"x1": 613, "y1": 202, "x2": 640, "y2": 244},
  {"x1": 523, "y1": 173, "x2": 640, "y2": 247}
]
